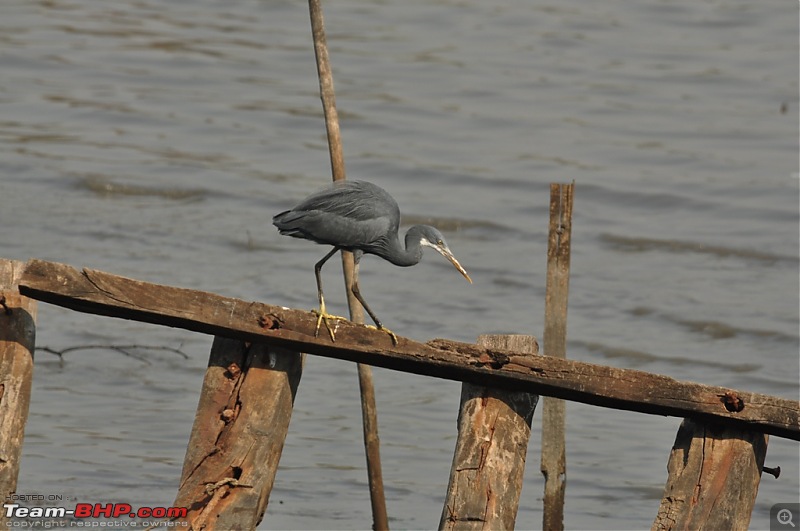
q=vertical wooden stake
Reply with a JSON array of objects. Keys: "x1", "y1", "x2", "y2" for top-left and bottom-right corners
[
  {"x1": 0, "y1": 260, "x2": 36, "y2": 528},
  {"x1": 652, "y1": 419, "x2": 768, "y2": 531},
  {"x1": 308, "y1": 1, "x2": 389, "y2": 529},
  {"x1": 541, "y1": 182, "x2": 574, "y2": 531},
  {"x1": 439, "y1": 334, "x2": 539, "y2": 531},
  {"x1": 170, "y1": 338, "x2": 302, "y2": 529},
  {"x1": 308, "y1": 0, "x2": 346, "y2": 184}
]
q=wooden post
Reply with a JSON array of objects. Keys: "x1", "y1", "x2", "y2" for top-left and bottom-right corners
[
  {"x1": 308, "y1": 0, "x2": 389, "y2": 528},
  {"x1": 170, "y1": 337, "x2": 302, "y2": 529},
  {"x1": 652, "y1": 418, "x2": 768, "y2": 531},
  {"x1": 0, "y1": 259, "x2": 36, "y2": 526},
  {"x1": 439, "y1": 334, "x2": 539, "y2": 531},
  {"x1": 541, "y1": 182, "x2": 574, "y2": 531}
]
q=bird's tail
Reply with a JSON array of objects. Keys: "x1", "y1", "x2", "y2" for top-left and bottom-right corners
[{"x1": 272, "y1": 210, "x2": 313, "y2": 239}]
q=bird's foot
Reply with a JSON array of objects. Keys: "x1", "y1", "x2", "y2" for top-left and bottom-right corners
[
  {"x1": 311, "y1": 308, "x2": 348, "y2": 341},
  {"x1": 365, "y1": 324, "x2": 399, "y2": 346}
]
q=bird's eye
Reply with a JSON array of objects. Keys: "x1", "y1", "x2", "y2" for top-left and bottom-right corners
[{"x1": 437, "y1": 239, "x2": 444, "y2": 246}]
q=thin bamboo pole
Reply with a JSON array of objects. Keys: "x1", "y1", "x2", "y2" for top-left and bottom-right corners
[{"x1": 307, "y1": 1, "x2": 389, "y2": 529}]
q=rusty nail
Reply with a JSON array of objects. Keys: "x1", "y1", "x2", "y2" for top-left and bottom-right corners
[
  {"x1": 721, "y1": 391, "x2": 745, "y2": 413},
  {"x1": 258, "y1": 313, "x2": 283, "y2": 330},
  {"x1": 226, "y1": 362, "x2": 241, "y2": 379}
]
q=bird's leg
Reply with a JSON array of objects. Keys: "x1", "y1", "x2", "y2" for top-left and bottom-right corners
[
  {"x1": 313, "y1": 247, "x2": 347, "y2": 341},
  {"x1": 351, "y1": 273, "x2": 398, "y2": 346}
]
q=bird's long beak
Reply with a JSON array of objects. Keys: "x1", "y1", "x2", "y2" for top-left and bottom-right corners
[{"x1": 435, "y1": 246, "x2": 473, "y2": 284}]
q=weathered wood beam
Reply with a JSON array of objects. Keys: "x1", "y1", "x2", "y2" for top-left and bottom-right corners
[
  {"x1": 17, "y1": 258, "x2": 800, "y2": 441},
  {"x1": 0, "y1": 259, "x2": 37, "y2": 527}
]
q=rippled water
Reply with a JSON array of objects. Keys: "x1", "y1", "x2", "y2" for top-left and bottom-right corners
[{"x1": 2, "y1": 0, "x2": 797, "y2": 529}]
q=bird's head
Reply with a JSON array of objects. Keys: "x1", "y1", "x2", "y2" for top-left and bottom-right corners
[{"x1": 418, "y1": 226, "x2": 472, "y2": 284}]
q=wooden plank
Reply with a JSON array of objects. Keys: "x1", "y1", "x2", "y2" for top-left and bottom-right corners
[
  {"x1": 541, "y1": 182, "x2": 573, "y2": 531},
  {"x1": 17, "y1": 258, "x2": 800, "y2": 441},
  {"x1": 652, "y1": 418, "x2": 768, "y2": 531},
  {"x1": 439, "y1": 335, "x2": 539, "y2": 531},
  {"x1": 171, "y1": 337, "x2": 303, "y2": 529},
  {"x1": 0, "y1": 259, "x2": 37, "y2": 526}
]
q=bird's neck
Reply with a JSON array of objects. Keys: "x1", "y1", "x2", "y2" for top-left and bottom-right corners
[{"x1": 381, "y1": 226, "x2": 425, "y2": 267}]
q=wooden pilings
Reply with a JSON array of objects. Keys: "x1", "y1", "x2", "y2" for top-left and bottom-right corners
[
  {"x1": 0, "y1": 260, "x2": 37, "y2": 527},
  {"x1": 440, "y1": 335, "x2": 539, "y2": 531},
  {"x1": 652, "y1": 418, "x2": 768, "y2": 531},
  {"x1": 170, "y1": 337, "x2": 303, "y2": 529}
]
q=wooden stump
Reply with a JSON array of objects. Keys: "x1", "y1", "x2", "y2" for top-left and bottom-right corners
[
  {"x1": 439, "y1": 334, "x2": 539, "y2": 531},
  {"x1": 0, "y1": 259, "x2": 37, "y2": 526},
  {"x1": 170, "y1": 337, "x2": 303, "y2": 530},
  {"x1": 652, "y1": 418, "x2": 768, "y2": 531}
]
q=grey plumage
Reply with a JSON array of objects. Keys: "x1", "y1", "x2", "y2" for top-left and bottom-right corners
[{"x1": 273, "y1": 180, "x2": 471, "y2": 340}]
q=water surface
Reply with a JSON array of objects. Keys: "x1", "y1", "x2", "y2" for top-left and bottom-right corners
[{"x1": 1, "y1": 0, "x2": 797, "y2": 529}]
